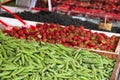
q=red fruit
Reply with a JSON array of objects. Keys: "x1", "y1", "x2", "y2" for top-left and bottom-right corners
[
  {"x1": 54, "y1": 30, "x2": 59, "y2": 34},
  {"x1": 77, "y1": 39, "x2": 82, "y2": 43},
  {"x1": 18, "y1": 30, "x2": 24, "y2": 36},
  {"x1": 50, "y1": 23, "x2": 56, "y2": 28},
  {"x1": 70, "y1": 41, "x2": 76, "y2": 46},
  {"x1": 84, "y1": 36, "x2": 89, "y2": 41},
  {"x1": 77, "y1": 43, "x2": 81, "y2": 47},
  {"x1": 63, "y1": 27, "x2": 69, "y2": 33},
  {"x1": 13, "y1": 32, "x2": 19, "y2": 38},
  {"x1": 43, "y1": 22, "x2": 48, "y2": 26},
  {"x1": 88, "y1": 41, "x2": 95, "y2": 47},
  {"x1": 63, "y1": 43, "x2": 69, "y2": 47},
  {"x1": 61, "y1": 37, "x2": 66, "y2": 43},
  {"x1": 99, "y1": 33, "x2": 108, "y2": 38},
  {"x1": 29, "y1": 25, "x2": 36, "y2": 30},
  {"x1": 93, "y1": 32, "x2": 98, "y2": 37},
  {"x1": 79, "y1": 25, "x2": 84, "y2": 31},
  {"x1": 74, "y1": 28, "x2": 79, "y2": 33},
  {"x1": 36, "y1": 23, "x2": 42, "y2": 27},
  {"x1": 19, "y1": 36, "x2": 25, "y2": 39},
  {"x1": 47, "y1": 35, "x2": 52, "y2": 39},
  {"x1": 51, "y1": 40, "x2": 55, "y2": 44},
  {"x1": 57, "y1": 39, "x2": 62, "y2": 44},
  {"x1": 69, "y1": 25, "x2": 75, "y2": 30},
  {"x1": 85, "y1": 45, "x2": 90, "y2": 49},
  {"x1": 12, "y1": 27, "x2": 19, "y2": 31},
  {"x1": 97, "y1": 35, "x2": 104, "y2": 42}
]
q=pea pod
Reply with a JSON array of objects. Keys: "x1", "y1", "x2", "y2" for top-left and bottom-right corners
[{"x1": 0, "y1": 71, "x2": 11, "y2": 77}]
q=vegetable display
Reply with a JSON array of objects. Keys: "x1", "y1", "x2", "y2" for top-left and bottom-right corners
[
  {"x1": 0, "y1": 31, "x2": 115, "y2": 80},
  {"x1": 3, "y1": 23, "x2": 119, "y2": 52}
]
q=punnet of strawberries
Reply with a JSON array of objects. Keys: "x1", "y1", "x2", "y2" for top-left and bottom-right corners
[{"x1": 3, "y1": 23, "x2": 119, "y2": 52}]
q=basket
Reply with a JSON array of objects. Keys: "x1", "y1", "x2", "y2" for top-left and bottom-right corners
[{"x1": 98, "y1": 22, "x2": 112, "y2": 31}]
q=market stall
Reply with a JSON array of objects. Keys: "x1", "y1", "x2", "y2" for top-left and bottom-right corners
[{"x1": 0, "y1": 0, "x2": 120, "y2": 80}]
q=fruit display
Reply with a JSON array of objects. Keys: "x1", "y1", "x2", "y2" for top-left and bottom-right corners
[
  {"x1": 2, "y1": 22, "x2": 119, "y2": 52},
  {"x1": 54, "y1": 0, "x2": 120, "y2": 21},
  {"x1": 0, "y1": 30, "x2": 116, "y2": 80},
  {"x1": 69, "y1": 6, "x2": 120, "y2": 21},
  {"x1": 0, "y1": 11, "x2": 120, "y2": 33}
]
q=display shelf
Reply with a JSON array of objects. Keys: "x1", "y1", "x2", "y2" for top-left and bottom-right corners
[{"x1": 1, "y1": 0, "x2": 12, "y2": 5}]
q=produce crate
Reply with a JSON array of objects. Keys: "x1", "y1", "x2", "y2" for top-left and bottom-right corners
[
  {"x1": 82, "y1": 37, "x2": 120, "y2": 59},
  {"x1": 0, "y1": 17, "x2": 120, "y2": 59},
  {"x1": 110, "y1": 54, "x2": 120, "y2": 80},
  {"x1": 103, "y1": 53, "x2": 120, "y2": 80},
  {"x1": 77, "y1": 40, "x2": 120, "y2": 80},
  {"x1": 92, "y1": 30, "x2": 120, "y2": 57},
  {"x1": 99, "y1": 53, "x2": 120, "y2": 80}
]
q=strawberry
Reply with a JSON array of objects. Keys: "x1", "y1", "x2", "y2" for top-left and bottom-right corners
[
  {"x1": 18, "y1": 30, "x2": 24, "y2": 36},
  {"x1": 79, "y1": 25, "x2": 84, "y2": 31},
  {"x1": 13, "y1": 32, "x2": 19, "y2": 38}
]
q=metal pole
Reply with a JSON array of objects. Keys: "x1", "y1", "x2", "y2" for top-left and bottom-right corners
[{"x1": 48, "y1": 0, "x2": 52, "y2": 11}]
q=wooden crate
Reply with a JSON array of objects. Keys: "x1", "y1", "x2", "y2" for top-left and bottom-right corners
[
  {"x1": 79, "y1": 39, "x2": 120, "y2": 80},
  {"x1": 92, "y1": 52, "x2": 120, "y2": 80},
  {"x1": 110, "y1": 54, "x2": 120, "y2": 80},
  {"x1": 81, "y1": 39, "x2": 120, "y2": 80}
]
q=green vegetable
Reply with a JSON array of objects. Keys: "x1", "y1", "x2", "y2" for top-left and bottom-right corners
[{"x1": 0, "y1": 31, "x2": 115, "y2": 80}]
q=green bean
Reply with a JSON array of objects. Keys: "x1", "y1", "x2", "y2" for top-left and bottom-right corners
[
  {"x1": 13, "y1": 74, "x2": 27, "y2": 80},
  {"x1": 0, "y1": 31, "x2": 115, "y2": 80},
  {"x1": 13, "y1": 56, "x2": 21, "y2": 64},
  {"x1": 91, "y1": 64, "x2": 98, "y2": 80},
  {"x1": 0, "y1": 65, "x2": 17, "y2": 71},
  {"x1": 0, "y1": 71, "x2": 11, "y2": 77},
  {"x1": 0, "y1": 59, "x2": 2, "y2": 65},
  {"x1": 19, "y1": 60, "x2": 22, "y2": 66},
  {"x1": 21, "y1": 54, "x2": 25, "y2": 65},
  {"x1": 1, "y1": 46, "x2": 7, "y2": 58},
  {"x1": 30, "y1": 55, "x2": 42, "y2": 66}
]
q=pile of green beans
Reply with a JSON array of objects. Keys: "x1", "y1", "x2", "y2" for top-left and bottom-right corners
[{"x1": 0, "y1": 31, "x2": 115, "y2": 80}]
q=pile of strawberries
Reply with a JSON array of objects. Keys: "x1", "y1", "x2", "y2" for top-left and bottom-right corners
[
  {"x1": 3, "y1": 23, "x2": 119, "y2": 52},
  {"x1": 54, "y1": 0, "x2": 120, "y2": 21}
]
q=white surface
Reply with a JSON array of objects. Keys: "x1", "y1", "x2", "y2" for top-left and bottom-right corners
[
  {"x1": 0, "y1": 17, "x2": 38, "y2": 27},
  {"x1": 1, "y1": 5, "x2": 38, "y2": 13}
]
